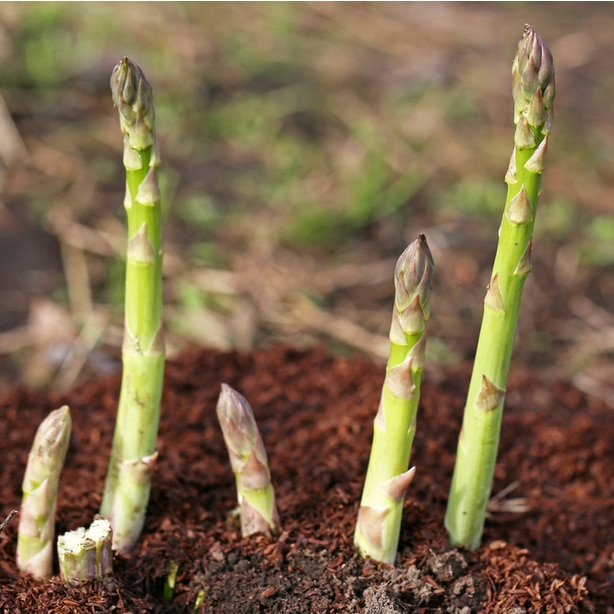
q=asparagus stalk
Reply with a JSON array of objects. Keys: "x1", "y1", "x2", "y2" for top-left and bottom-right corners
[
  {"x1": 354, "y1": 234, "x2": 434, "y2": 564},
  {"x1": 216, "y1": 384, "x2": 280, "y2": 537},
  {"x1": 57, "y1": 515, "x2": 113, "y2": 582},
  {"x1": 100, "y1": 58, "x2": 165, "y2": 554},
  {"x1": 445, "y1": 25, "x2": 555, "y2": 550},
  {"x1": 17, "y1": 405, "x2": 71, "y2": 580}
]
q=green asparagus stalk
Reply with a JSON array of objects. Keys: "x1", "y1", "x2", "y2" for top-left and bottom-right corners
[
  {"x1": 216, "y1": 383, "x2": 280, "y2": 537},
  {"x1": 445, "y1": 25, "x2": 555, "y2": 550},
  {"x1": 17, "y1": 405, "x2": 71, "y2": 580},
  {"x1": 100, "y1": 58, "x2": 165, "y2": 554},
  {"x1": 57, "y1": 515, "x2": 113, "y2": 582},
  {"x1": 354, "y1": 234, "x2": 434, "y2": 564}
]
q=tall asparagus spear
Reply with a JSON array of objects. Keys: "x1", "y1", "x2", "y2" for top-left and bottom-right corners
[
  {"x1": 17, "y1": 405, "x2": 71, "y2": 580},
  {"x1": 354, "y1": 235, "x2": 434, "y2": 564},
  {"x1": 100, "y1": 58, "x2": 165, "y2": 554},
  {"x1": 216, "y1": 384, "x2": 280, "y2": 537},
  {"x1": 445, "y1": 25, "x2": 555, "y2": 550}
]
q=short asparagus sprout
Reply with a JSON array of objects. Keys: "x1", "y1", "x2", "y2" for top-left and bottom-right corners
[
  {"x1": 193, "y1": 589, "x2": 206, "y2": 611},
  {"x1": 216, "y1": 384, "x2": 280, "y2": 537},
  {"x1": 17, "y1": 405, "x2": 71, "y2": 580},
  {"x1": 354, "y1": 234, "x2": 434, "y2": 564},
  {"x1": 163, "y1": 561, "x2": 179, "y2": 601},
  {"x1": 57, "y1": 515, "x2": 113, "y2": 582},
  {"x1": 445, "y1": 25, "x2": 555, "y2": 550},
  {"x1": 100, "y1": 58, "x2": 165, "y2": 554}
]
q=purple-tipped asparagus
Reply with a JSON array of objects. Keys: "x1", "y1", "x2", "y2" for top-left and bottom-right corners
[
  {"x1": 17, "y1": 405, "x2": 71, "y2": 580},
  {"x1": 216, "y1": 384, "x2": 280, "y2": 537}
]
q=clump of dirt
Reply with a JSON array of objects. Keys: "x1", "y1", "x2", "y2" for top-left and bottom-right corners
[{"x1": 1, "y1": 346, "x2": 611, "y2": 612}]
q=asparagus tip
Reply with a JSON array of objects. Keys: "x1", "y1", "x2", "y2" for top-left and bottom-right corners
[
  {"x1": 110, "y1": 57, "x2": 152, "y2": 111},
  {"x1": 110, "y1": 57, "x2": 155, "y2": 151},
  {"x1": 513, "y1": 25, "x2": 555, "y2": 132},
  {"x1": 393, "y1": 234, "x2": 435, "y2": 334}
]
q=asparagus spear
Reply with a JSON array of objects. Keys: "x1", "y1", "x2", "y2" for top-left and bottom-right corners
[
  {"x1": 216, "y1": 384, "x2": 280, "y2": 537},
  {"x1": 354, "y1": 235, "x2": 434, "y2": 564},
  {"x1": 17, "y1": 405, "x2": 71, "y2": 580},
  {"x1": 100, "y1": 58, "x2": 165, "y2": 554},
  {"x1": 445, "y1": 25, "x2": 555, "y2": 550},
  {"x1": 57, "y1": 515, "x2": 113, "y2": 582}
]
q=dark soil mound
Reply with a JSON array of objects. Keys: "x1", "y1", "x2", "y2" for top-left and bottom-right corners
[{"x1": 1, "y1": 346, "x2": 611, "y2": 612}]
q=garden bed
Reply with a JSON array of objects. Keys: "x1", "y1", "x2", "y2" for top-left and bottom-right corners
[{"x1": 1, "y1": 345, "x2": 611, "y2": 612}]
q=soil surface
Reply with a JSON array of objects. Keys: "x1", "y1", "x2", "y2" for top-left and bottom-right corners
[{"x1": 0, "y1": 345, "x2": 612, "y2": 613}]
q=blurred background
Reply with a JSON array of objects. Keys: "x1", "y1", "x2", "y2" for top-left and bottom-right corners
[{"x1": 0, "y1": 3, "x2": 612, "y2": 404}]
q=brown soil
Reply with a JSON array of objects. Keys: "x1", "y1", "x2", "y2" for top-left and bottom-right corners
[{"x1": 0, "y1": 345, "x2": 612, "y2": 613}]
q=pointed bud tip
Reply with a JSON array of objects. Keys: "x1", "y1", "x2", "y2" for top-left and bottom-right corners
[
  {"x1": 394, "y1": 234, "x2": 435, "y2": 308},
  {"x1": 39, "y1": 405, "x2": 72, "y2": 452},
  {"x1": 515, "y1": 24, "x2": 555, "y2": 98},
  {"x1": 216, "y1": 383, "x2": 258, "y2": 451},
  {"x1": 53, "y1": 405, "x2": 71, "y2": 421},
  {"x1": 220, "y1": 382, "x2": 231, "y2": 394},
  {"x1": 217, "y1": 383, "x2": 248, "y2": 420},
  {"x1": 218, "y1": 383, "x2": 251, "y2": 413},
  {"x1": 110, "y1": 57, "x2": 155, "y2": 136}
]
